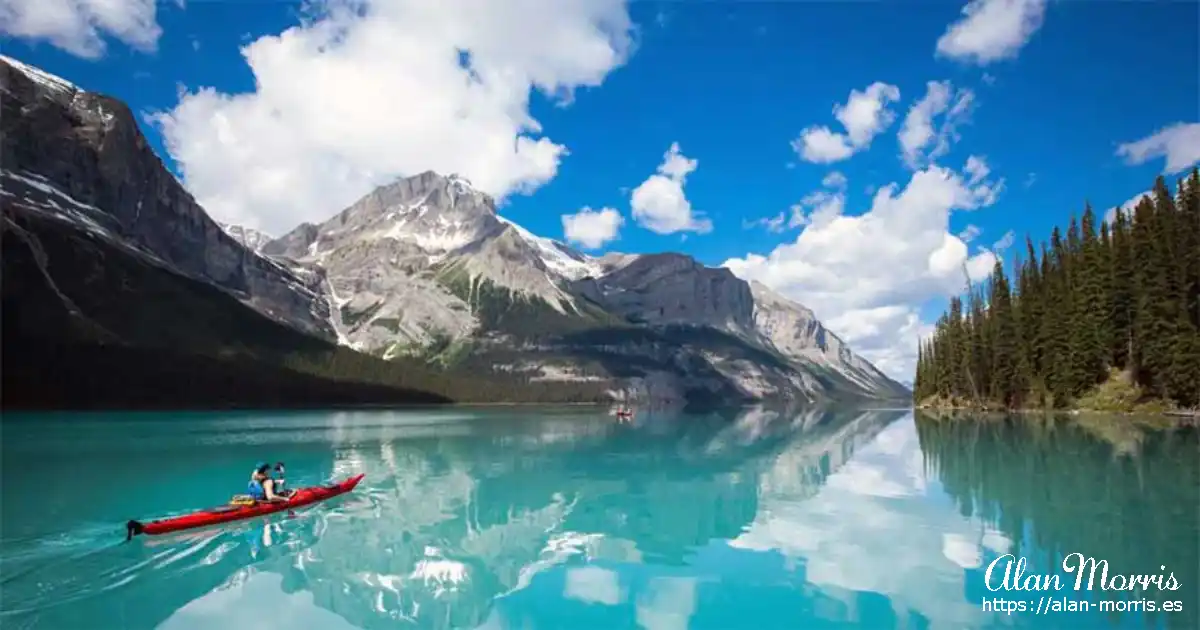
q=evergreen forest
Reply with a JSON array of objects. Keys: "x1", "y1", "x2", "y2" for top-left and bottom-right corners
[{"x1": 913, "y1": 169, "x2": 1200, "y2": 411}]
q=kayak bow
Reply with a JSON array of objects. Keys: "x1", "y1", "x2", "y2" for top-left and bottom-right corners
[{"x1": 125, "y1": 473, "x2": 365, "y2": 541}]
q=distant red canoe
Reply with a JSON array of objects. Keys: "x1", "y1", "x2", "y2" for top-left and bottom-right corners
[{"x1": 126, "y1": 473, "x2": 365, "y2": 540}]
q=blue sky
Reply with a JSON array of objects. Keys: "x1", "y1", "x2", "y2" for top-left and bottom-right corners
[{"x1": 3, "y1": 0, "x2": 1198, "y2": 379}]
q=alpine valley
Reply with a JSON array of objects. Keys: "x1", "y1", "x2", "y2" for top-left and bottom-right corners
[{"x1": 0, "y1": 55, "x2": 909, "y2": 409}]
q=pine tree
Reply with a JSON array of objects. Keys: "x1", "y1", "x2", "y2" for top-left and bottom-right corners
[
  {"x1": 915, "y1": 173, "x2": 1198, "y2": 411},
  {"x1": 1168, "y1": 169, "x2": 1200, "y2": 407},
  {"x1": 1110, "y1": 206, "x2": 1135, "y2": 369},
  {"x1": 1133, "y1": 181, "x2": 1180, "y2": 398},
  {"x1": 989, "y1": 258, "x2": 1021, "y2": 406},
  {"x1": 1069, "y1": 204, "x2": 1109, "y2": 394},
  {"x1": 1044, "y1": 228, "x2": 1073, "y2": 404},
  {"x1": 1097, "y1": 218, "x2": 1114, "y2": 364},
  {"x1": 1021, "y1": 237, "x2": 1045, "y2": 378},
  {"x1": 1180, "y1": 169, "x2": 1200, "y2": 329}
]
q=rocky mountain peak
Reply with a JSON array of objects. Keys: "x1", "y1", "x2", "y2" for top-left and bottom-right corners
[
  {"x1": 218, "y1": 223, "x2": 273, "y2": 254},
  {"x1": 375, "y1": 170, "x2": 496, "y2": 221},
  {"x1": 267, "y1": 170, "x2": 504, "y2": 261},
  {"x1": 749, "y1": 281, "x2": 816, "y2": 319}
]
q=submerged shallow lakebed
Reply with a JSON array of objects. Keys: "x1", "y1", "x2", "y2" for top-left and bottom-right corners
[{"x1": 1, "y1": 407, "x2": 1196, "y2": 629}]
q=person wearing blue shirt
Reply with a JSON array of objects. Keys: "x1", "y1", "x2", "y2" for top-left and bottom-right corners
[{"x1": 247, "y1": 462, "x2": 289, "y2": 503}]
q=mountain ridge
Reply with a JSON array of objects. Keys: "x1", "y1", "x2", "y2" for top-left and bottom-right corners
[
  {"x1": 0, "y1": 54, "x2": 336, "y2": 341},
  {"x1": 244, "y1": 166, "x2": 909, "y2": 401},
  {"x1": 2, "y1": 54, "x2": 908, "y2": 407}
]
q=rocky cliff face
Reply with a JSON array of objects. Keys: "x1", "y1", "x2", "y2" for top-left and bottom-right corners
[
  {"x1": 0, "y1": 55, "x2": 334, "y2": 340},
  {"x1": 749, "y1": 281, "x2": 908, "y2": 397},
  {"x1": 571, "y1": 253, "x2": 756, "y2": 333}
]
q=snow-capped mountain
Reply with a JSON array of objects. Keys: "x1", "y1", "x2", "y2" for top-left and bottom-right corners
[
  {"x1": 257, "y1": 169, "x2": 907, "y2": 401},
  {"x1": 263, "y1": 171, "x2": 581, "y2": 352},
  {"x1": 1, "y1": 54, "x2": 907, "y2": 405}
]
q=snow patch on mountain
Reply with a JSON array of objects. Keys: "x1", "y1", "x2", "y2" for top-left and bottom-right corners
[
  {"x1": 1, "y1": 55, "x2": 77, "y2": 96},
  {"x1": 376, "y1": 197, "x2": 483, "y2": 254},
  {"x1": 497, "y1": 216, "x2": 605, "y2": 281},
  {"x1": 440, "y1": 224, "x2": 579, "y2": 314},
  {"x1": 218, "y1": 223, "x2": 273, "y2": 253}
]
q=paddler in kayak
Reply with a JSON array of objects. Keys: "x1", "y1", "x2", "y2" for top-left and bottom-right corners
[{"x1": 249, "y1": 462, "x2": 291, "y2": 503}]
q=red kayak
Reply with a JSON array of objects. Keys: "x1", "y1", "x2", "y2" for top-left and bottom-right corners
[{"x1": 125, "y1": 473, "x2": 365, "y2": 540}]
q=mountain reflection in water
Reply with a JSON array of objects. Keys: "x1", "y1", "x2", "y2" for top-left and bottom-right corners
[{"x1": 0, "y1": 407, "x2": 1194, "y2": 630}]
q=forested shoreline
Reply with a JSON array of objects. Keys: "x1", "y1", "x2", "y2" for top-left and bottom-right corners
[{"x1": 913, "y1": 169, "x2": 1200, "y2": 413}]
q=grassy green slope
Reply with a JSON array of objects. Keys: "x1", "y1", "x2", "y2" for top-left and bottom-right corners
[
  {"x1": 434, "y1": 262, "x2": 624, "y2": 341},
  {"x1": 428, "y1": 260, "x2": 898, "y2": 403}
]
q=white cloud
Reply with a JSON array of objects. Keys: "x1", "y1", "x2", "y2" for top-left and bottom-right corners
[
  {"x1": 0, "y1": 0, "x2": 161, "y2": 59},
  {"x1": 752, "y1": 170, "x2": 849, "y2": 233},
  {"x1": 935, "y1": 0, "x2": 1047, "y2": 65},
  {"x1": 829, "y1": 307, "x2": 935, "y2": 380},
  {"x1": 837, "y1": 83, "x2": 903, "y2": 146},
  {"x1": 821, "y1": 171, "x2": 848, "y2": 189},
  {"x1": 1115, "y1": 122, "x2": 1200, "y2": 175},
  {"x1": 957, "y1": 224, "x2": 981, "y2": 243},
  {"x1": 963, "y1": 155, "x2": 989, "y2": 184},
  {"x1": 794, "y1": 170, "x2": 850, "y2": 228},
  {"x1": 744, "y1": 212, "x2": 787, "y2": 234},
  {"x1": 150, "y1": 0, "x2": 634, "y2": 234},
  {"x1": 793, "y1": 82, "x2": 901, "y2": 164},
  {"x1": 630, "y1": 142, "x2": 712, "y2": 235},
  {"x1": 789, "y1": 189, "x2": 846, "y2": 230},
  {"x1": 722, "y1": 160, "x2": 1003, "y2": 381},
  {"x1": 991, "y1": 229, "x2": 1015, "y2": 253},
  {"x1": 561, "y1": 206, "x2": 624, "y2": 249},
  {"x1": 794, "y1": 127, "x2": 854, "y2": 163},
  {"x1": 961, "y1": 155, "x2": 1004, "y2": 205},
  {"x1": 898, "y1": 80, "x2": 975, "y2": 168}
]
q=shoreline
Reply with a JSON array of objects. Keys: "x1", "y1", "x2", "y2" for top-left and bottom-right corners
[
  {"x1": 913, "y1": 402, "x2": 1200, "y2": 425},
  {"x1": 0, "y1": 401, "x2": 613, "y2": 414}
]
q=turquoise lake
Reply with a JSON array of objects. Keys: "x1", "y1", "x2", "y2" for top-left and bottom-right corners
[{"x1": 1, "y1": 407, "x2": 1196, "y2": 629}]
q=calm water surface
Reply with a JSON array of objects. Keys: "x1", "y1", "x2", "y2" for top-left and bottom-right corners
[{"x1": 1, "y1": 407, "x2": 1196, "y2": 630}]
